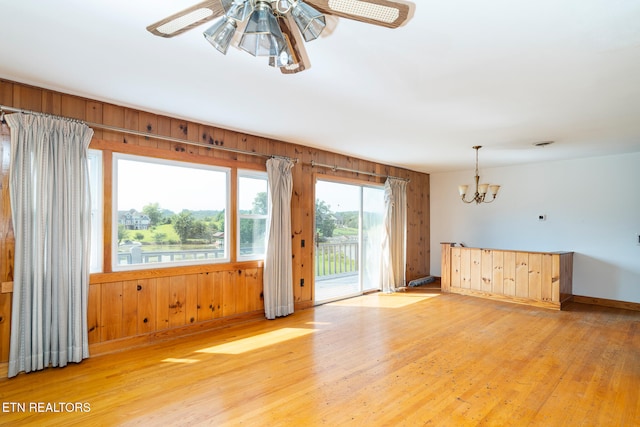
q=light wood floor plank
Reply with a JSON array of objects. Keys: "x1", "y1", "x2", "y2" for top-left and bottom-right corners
[{"x1": 0, "y1": 290, "x2": 638, "y2": 426}]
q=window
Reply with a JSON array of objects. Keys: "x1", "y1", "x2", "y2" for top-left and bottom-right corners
[
  {"x1": 88, "y1": 149, "x2": 103, "y2": 273},
  {"x1": 238, "y1": 171, "x2": 269, "y2": 260},
  {"x1": 113, "y1": 153, "x2": 230, "y2": 270}
]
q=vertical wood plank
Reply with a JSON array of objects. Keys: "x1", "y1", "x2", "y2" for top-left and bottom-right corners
[
  {"x1": 137, "y1": 278, "x2": 157, "y2": 334},
  {"x1": 541, "y1": 254, "x2": 553, "y2": 302},
  {"x1": 440, "y1": 243, "x2": 452, "y2": 292},
  {"x1": 212, "y1": 271, "x2": 223, "y2": 319},
  {"x1": 503, "y1": 251, "x2": 516, "y2": 296},
  {"x1": 101, "y1": 281, "x2": 123, "y2": 341},
  {"x1": 86, "y1": 101, "x2": 103, "y2": 140},
  {"x1": 185, "y1": 274, "x2": 199, "y2": 325},
  {"x1": 122, "y1": 280, "x2": 138, "y2": 337},
  {"x1": 197, "y1": 272, "x2": 215, "y2": 322},
  {"x1": 515, "y1": 253, "x2": 529, "y2": 298},
  {"x1": 242, "y1": 267, "x2": 263, "y2": 312},
  {"x1": 13, "y1": 84, "x2": 43, "y2": 111},
  {"x1": 60, "y1": 95, "x2": 86, "y2": 121},
  {"x1": 460, "y1": 248, "x2": 471, "y2": 289},
  {"x1": 451, "y1": 247, "x2": 461, "y2": 288},
  {"x1": 528, "y1": 253, "x2": 542, "y2": 301},
  {"x1": 169, "y1": 275, "x2": 187, "y2": 328},
  {"x1": 222, "y1": 270, "x2": 237, "y2": 317},
  {"x1": 156, "y1": 277, "x2": 171, "y2": 330},
  {"x1": 235, "y1": 268, "x2": 248, "y2": 314},
  {"x1": 124, "y1": 108, "x2": 140, "y2": 146},
  {"x1": 481, "y1": 249, "x2": 492, "y2": 292},
  {"x1": 551, "y1": 254, "x2": 561, "y2": 303},
  {"x1": 156, "y1": 115, "x2": 173, "y2": 152},
  {"x1": 101, "y1": 104, "x2": 125, "y2": 142},
  {"x1": 0, "y1": 292, "x2": 12, "y2": 360},
  {"x1": 41, "y1": 91, "x2": 61, "y2": 116},
  {"x1": 492, "y1": 250, "x2": 504, "y2": 295},
  {"x1": 470, "y1": 248, "x2": 482, "y2": 290},
  {"x1": 87, "y1": 284, "x2": 101, "y2": 344},
  {"x1": 138, "y1": 111, "x2": 158, "y2": 148}
]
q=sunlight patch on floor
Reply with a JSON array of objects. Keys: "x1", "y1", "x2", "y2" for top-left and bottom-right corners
[
  {"x1": 327, "y1": 292, "x2": 440, "y2": 308},
  {"x1": 196, "y1": 328, "x2": 317, "y2": 355},
  {"x1": 161, "y1": 358, "x2": 200, "y2": 364}
]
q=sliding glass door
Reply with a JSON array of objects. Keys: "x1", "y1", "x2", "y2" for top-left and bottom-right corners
[{"x1": 314, "y1": 180, "x2": 385, "y2": 303}]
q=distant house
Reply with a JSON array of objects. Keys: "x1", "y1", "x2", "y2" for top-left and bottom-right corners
[{"x1": 119, "y1": 210, "x2": 151, "y2": 230}]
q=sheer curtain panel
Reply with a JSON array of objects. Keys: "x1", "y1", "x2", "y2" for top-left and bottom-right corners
[
  {"x1": 263, "y1": 158, "x2": 295, "y2": 319},
  {"x1": 7, "y1": 113, "x2": 94, "y2": 378},
  {"x1": 381, "y1": 177, "x2": 407, "y2": 293}
]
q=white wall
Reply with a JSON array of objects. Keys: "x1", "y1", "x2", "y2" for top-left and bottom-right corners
[{"x1": 430, "y1": 152, "x2": 640, "y2": 303}]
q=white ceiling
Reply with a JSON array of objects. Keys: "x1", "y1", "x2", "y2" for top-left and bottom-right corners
[{"x1": 1, "y1": 0, "x2": 640, "y2": 173}]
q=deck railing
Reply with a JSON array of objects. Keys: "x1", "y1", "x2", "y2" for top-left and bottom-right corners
[
  {"x1": 118, "y1": 247, "x2": 225, "y2": 265},
  {"x1": 118, "y1": 242, "x2": 358, "y2": 279},
  {"x1": 315, "y1": 242, "x2": 359, "y2": 278}
]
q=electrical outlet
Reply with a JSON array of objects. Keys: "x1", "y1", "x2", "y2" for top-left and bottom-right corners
[{"x1": 538, "y1": 214, "x2": 547, "y2": 221}]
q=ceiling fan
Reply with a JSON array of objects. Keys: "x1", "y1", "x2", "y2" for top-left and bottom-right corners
[{"x1": 147, "y1": 0, "x2": 412, "y2": 74}]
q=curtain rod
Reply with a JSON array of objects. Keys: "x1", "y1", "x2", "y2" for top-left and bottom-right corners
[
  {"x1": 0, "y1": 104, "x2": 298, "y2": 163},
  {"x1": 310, "y1": 161, "x2": 410, "y2": 182}
]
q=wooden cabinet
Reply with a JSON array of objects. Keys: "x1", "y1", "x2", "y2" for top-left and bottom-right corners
[{"x1": 441, "y1": 243, "x2": 573, "y2": 310}]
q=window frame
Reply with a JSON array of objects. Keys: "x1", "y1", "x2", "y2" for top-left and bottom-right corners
[
  {"x1": 87, "y1": 149, "x2": 103, "y2": 273},
  {"x1": 237, "y1": 169, "x2": 269, "y2": 261},
  {"x1": 111, "y1": 152, "x2": 231, "y2": 272}
]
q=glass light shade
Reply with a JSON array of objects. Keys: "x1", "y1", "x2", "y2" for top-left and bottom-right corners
[
  {"x1": 291, "y1": 1, "x2": 326, "y2": 42},
  {"x1": 478, "y1": 183, "x2": 489, "y2": 195},
  {"x1": 458, "y1": 185, "x2": 468, "y2": 196},
  {"x1": 203, "y1": 19, "x2": 237, "y2": 54},
  {"x1": 269, "y1": 47, "x2": 293, "y2": 67},
  {"x1": 489, "y1": 185, "x2": 500, "y2": 196},
  {"x1": 239, "y1": 2, "x2": 287, "y2": 57},
  {"x1": 225, "y1": 0, "x2": 253, "y2": 22}
]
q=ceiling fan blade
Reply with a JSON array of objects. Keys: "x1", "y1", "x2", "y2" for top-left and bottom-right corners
[
  {"x1": 278, "y1": 15, "x2": 311, "y2": 74},
  {"x1": 305, "y1": 0, "x2": 411, "y2": 29},
  {"x1": 147, "y1": 0, "x2": 225, "y2": 38}
]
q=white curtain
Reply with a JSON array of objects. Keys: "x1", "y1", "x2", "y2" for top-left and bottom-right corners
[
  {"x1": 381, "y1": 177, "x2": 407, "y2": 293},
  {"x1": 263, "y1": 158, "x2": 295, "y2": 319},
  {"x1": 7, "y1": 113, "x2": 94, "y2": 378}
]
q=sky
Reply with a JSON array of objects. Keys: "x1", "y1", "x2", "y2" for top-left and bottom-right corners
[
  {"x1": 316, "y1": 180, "x2": 385, "y2": 213},
  {"x1": 115, "y1": 155, "x2": 383, "y2": 214},
  {"x1": 116, "y1": 156, "x2": 265, "y2": 213}
]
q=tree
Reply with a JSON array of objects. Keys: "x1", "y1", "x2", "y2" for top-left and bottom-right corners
[
  {"x1": 252, "y1": 192, "x2": 268, "y2": 215},
  {"x1": 152, "y1": 231, "x2": 167, "y2": 244},
  {"x1": 239, "y1": 192, "x2": 269, "y2": 249},
  {"x1": 315, "y1": 199, "x2": 336, "y2": 239},
  {"x1": 142, "y1": 202, "x2": 163, "y2": 226},
  {"x1": 173, "y1": 210, "x2": 195, "y2": 244},
  {"x1": 117, "y1": 224, "x2": 129, "y2": 244}
]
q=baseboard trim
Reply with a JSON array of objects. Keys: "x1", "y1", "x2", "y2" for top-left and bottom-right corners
[{"x1": 572, "y1": 295, "x2": 640, "y2": 312}]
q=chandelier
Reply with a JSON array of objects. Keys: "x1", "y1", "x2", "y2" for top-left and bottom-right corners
[
  {"x1": 203, "y1": 0, "x2": 326, "y2": 72},
  {"x1": 458, "y1": 146, "x2": 500, "y2": 204}
]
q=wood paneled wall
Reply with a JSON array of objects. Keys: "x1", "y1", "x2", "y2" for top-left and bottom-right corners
[{"x1": 0, "y1": 78, "x2": 430, "y2": 361}]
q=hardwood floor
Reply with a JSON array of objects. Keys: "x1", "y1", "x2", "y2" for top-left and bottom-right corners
[{"x1": 1, "y1": 289, "x2": 638, "y2": 426}]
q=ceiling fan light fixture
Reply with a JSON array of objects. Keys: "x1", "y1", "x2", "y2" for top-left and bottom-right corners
[
  {"x1": 239, "y1": 1, "x2": 287, "y2": 57},
  {"x1": 203, "y1": 18, "x2": 238, "y2": 54},
  {"x1": 291, "y1": 1, "x2": 326, "y2": 42}
]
